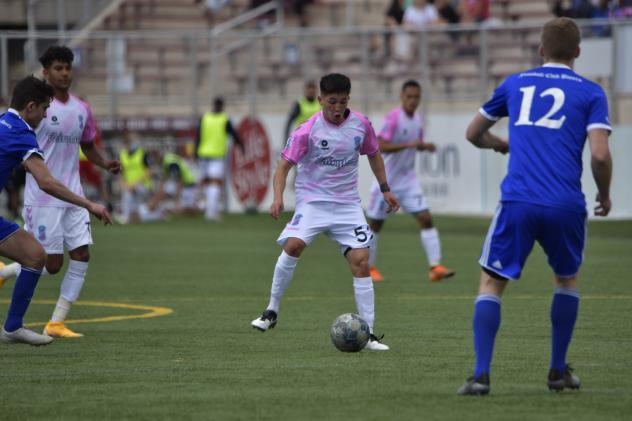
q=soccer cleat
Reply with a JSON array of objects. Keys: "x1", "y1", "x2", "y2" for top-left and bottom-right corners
[
  {"x1": 457, "y1": 374, "x2": 491, "y2": 396},
  {"x1": 43, "y1": 321, "x2": 84, "y2": 338},
  {"x1": 251, "y1": 309, "x2": 278, "y2": 331},
  {"x1": 547, "y1": 365, "x2": 581, "y2": 392},
  {"x1": 0, "y1": 261, "x2": 19, "y2": 288},
  {"x1": 365, "y1": 333, "x2": 389, "y2": 351},
  {"x1": 0, "y1": 327, "x2": 53, "y2": 346},
  {"x1": 429, "y1": 264, "x2": 455, "y2": 282},
  {"x1": 370, "y1": 266, "x2": 384, "y2": 282}
]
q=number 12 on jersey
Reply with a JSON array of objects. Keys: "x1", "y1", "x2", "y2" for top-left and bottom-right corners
[{"x1": 515, "y1": 85, "x2": 567, "y2": 129}]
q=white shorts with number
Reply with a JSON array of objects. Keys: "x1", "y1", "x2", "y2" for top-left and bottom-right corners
[
  {"x1": 366, "y1": 183, "x2": 429, "y2": 221},
  {"x1": 199, "y1": 158, "x2": 225, "y2": 180},
  {"x1": 277, "y1": 201, "x2": 373, "y2": 253},
  {"x1": 23, "y1": 206, "x2": 93, "y2": 254}
]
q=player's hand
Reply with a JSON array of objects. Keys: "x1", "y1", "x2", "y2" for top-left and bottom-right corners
[
  {"x1": 87, "y1": 202, "x2": 113, "y2": 225},
  {"x1": 106, "y1": 159, "x2": 121, "y2": 174},
  {"x1": 594, "y1": 193, "x2": 611, "y2": 217},
  {"x1": 383, "y1": 192, "x2": 400, "y2": 214},
  {"x1": 493, "y1": 138, "x2": 509, "y2": 154},
  {"x1": 270, "y1": 199, "x2": 284, "y2": 220}
]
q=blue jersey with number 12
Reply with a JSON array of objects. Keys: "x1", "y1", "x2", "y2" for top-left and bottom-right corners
[{"x1": 480, "y1": 63, "x2": 611, "y2": 213}]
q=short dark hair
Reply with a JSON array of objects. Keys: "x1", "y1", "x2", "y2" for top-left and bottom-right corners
[
  {"x1": 320, "y1": 73, "x2": 351, "y2": 95},
  {"x1": 213, "y1": 96, "x2": 224, "y2": 111},
  {"x1": 39, "y1": 45, "x2": 74, "y2": 68},
  {"x1": 541, "y1": 17, "x2": 580, "y2": 62},
  {"x1": 9, "y1": 75, "x2": 54, "y2": 110},
  {"x1": 402, "y1": 80, "x2": 421, "y2": 92}
]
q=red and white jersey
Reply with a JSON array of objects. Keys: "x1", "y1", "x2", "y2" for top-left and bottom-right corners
[
  {"x1": 376, "y1": 107, "x2": 424, "y2": 192},
  {"x1": 282, "y1": 110, "x2": 379, "y2": 206},
  {"x1": 24, "y1": 94, "x2": 96, "y2": 207}
]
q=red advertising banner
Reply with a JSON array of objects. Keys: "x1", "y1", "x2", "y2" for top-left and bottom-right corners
[{"x1": 231, "y1": 117, "x2": 271, "y2": 208}]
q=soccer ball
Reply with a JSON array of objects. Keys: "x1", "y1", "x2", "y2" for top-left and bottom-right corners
[{"x1": 330, "y1": 313, "x2": 370, "y2": 352}]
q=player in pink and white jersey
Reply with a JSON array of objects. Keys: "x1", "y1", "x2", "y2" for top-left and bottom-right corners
[
  {"x1": 366, "y1": 80, "x2": 454, "y2": 283},
  {"x1": 251, "y1": 74, "x2": 399, "y2": 351},
  {"x1": 3, "y1": 46, "x2": 121, "y2": 339}
]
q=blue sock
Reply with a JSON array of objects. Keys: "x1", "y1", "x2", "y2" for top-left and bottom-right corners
[
  {"x1": 473, "y1": 294, "x2": 502, "y2": 378},
  {"x1": 550, "y1": 287, "x2": 579, "y2": 372},
  {"x1": 4, "y1": 267, "x2": 42, "y2": 332}
]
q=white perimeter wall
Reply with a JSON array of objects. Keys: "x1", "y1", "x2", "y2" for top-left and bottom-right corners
[{"x1": 226, "y1": 112, "x2": 632, "y2": 220}]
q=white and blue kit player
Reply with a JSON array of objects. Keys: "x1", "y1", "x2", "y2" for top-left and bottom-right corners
[
  {"x1": 458, "y1": 17, "x2": 613, "y2": 395},
  {"x1": 0, "y1": 76, "x2": 111, "y2": 346}
]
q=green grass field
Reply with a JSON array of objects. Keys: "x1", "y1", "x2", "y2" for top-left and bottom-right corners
[{"x1": 1, "y1": 214, "x2": 631, "y2": 420}]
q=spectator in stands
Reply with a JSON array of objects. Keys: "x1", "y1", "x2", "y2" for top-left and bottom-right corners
[
  {"x1": 459, "y1": 0, "x2": 491, "y2": 23},
  {"x1": 592, "y1": 0, "x2": 612, "y2": 37},
  {"x1": 403, "y1": 0, "x2": 440, "y2": 29},
  {"x1": 198, "y1": 0, "x2": 232, "y2": 27},
  {"x1": 383, "y1": 0, "x2": 406, "y2": 57},
  {"x1": 250, "y1": 0, "x2": 275, "y2": 28},
  {"x1": 611, "y1": 0, "x2": 632, "y2": 18},
  {"x1": 435, "y1": 0, "x2": 461, "y2": 25},
  {"x1": 289, "y1": 0, "x2": 312, "y2": 27},
  {"x1": 0, "y1": 97, "x2": 7, "y2": 113}
]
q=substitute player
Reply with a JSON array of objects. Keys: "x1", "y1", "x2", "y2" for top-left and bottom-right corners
[
  {"x1": 366, "y1": 80, "x2": 454, "y2": 283},
  {"x1": 0, "y1": 76, "x2": 111, "y2": 346},
  {"x1": 4, "y1": 46, "x2": 121, "y2": 339},
  {"x1": 457, "y1": 17, "x2": 613, "y2": 395},
  {"x1": 250, "y1": 73, "x2": 399, "y2": 351}
]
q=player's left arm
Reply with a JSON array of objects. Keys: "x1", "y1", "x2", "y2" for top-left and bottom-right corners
[
  {"x1": 227, "y1": 120, "x2": 245, "y2": 151},
  {"x1": 588, "y1": 128, "x2": 612, "y2": 216},
  {"x1": 81, "y1": 142, "x2": 121, "y2": 174},
  {"x1": 367, "y1": 152, "x2": 400, "y2": 214},
  {"x1": 465, "y1": 113, "x2": 508, "y2": 154}
]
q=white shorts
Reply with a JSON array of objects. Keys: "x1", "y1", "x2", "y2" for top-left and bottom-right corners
[
  {"x1": 366, "y1": 183, "x2": 428, "y2": 220},
  {"x1": 277, "y1": 201, "x2": 373, "y2": 253},
  {"x1": 199, "y1": 158, "x2": 225, "y2": 180},
  {"x1": 23, "y1": 206, "x2": 93, "y2": 254},
  {"x1": 164, "y1": 182, "x2": 198, "y2": 209}
]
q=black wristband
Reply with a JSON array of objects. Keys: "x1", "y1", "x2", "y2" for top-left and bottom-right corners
[{"x1": 380, "y1": 183, "x2": 390, "y2": 193}]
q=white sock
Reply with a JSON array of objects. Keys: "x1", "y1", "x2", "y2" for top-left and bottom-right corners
[
  {"x1": 205, "y1": 185, "x2": 221, "y2": 219},
  {"x1": 121, "y1": 190, "x2": 135, "y2": 219},
  {"x1": 368, "y1": 233, "x2": 379, "y2": 267},
  {"x1": 353, "y1": 276, "x2": 375, "y2": 333},
  {"x1": 51, "y1": 296, "x2": 72, "y2": 322},
  {"x1": 51, "y1": 259, "x2": 88, "y2": 322},
  {"x1": 421, "y1": 228, "x2": 441, "y2": 267},
  {"x1": 267, "y1": 251, "x2": 299, "y2": 313}
]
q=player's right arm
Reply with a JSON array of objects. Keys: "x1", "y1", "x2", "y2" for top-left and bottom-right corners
[
  {"x1": 465, "y1": 113, "x2": 509, "y2": 154},
  {"x1": 23, "y1": 155, "x2": 112, "y2": 224},
  {"x1": 270, "y1": 158, "x2": 293, "y2": 220},
  {"x1": 588, "y1": 128, "x2": 612, "y2": 216}
]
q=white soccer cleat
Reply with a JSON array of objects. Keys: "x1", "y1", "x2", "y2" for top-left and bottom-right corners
[
  {"x1": 0, "y1": 327, "x2": 53, "y2": 346},
  {"x1": 0, "y1": 262, "x2": 19, "y2": 288},
  {"x1": 251, "y1": 309, "x2": 278, "y2": 331},
  {"x1": 365, "y1": 333, "x2": 390, "y2": 351}
]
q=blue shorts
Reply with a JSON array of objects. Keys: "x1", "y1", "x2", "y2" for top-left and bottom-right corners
[
  {"x1": 479, "y1": 202, "x2": 587, "y2": 280},
  {"x1": 0, "y1": 216, "x2": 20, "y2": 243}
]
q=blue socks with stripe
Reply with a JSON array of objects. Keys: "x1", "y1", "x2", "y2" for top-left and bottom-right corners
[
  {"x1": 473, "y1": 294, "x2": 502, "y2": 378},
  {"x1": 550, "y1": 287, "x2": 579, "y2": 372},
  {"x1": 4, "y1": 267, "x2": 42, "y2": 332}
]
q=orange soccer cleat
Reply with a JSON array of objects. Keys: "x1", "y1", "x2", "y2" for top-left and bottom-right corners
[
  {"x1": 43, "y1": 322, "x2": 84, "y2": 338},
  {"x1": 429, "y1": 264, "x2": 455, "y2": 282},
  {"x1": 370, "y1": 266, "x2": 384, "y2": 282}
]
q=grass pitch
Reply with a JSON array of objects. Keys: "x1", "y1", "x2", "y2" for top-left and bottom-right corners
[{"x1": 1, "y1": 214, "x2": 631, "y2": 420}]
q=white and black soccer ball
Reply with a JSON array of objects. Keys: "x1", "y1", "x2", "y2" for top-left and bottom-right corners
[{"x1": 330, "y1": 313, "x2": 370, "y2": 352}]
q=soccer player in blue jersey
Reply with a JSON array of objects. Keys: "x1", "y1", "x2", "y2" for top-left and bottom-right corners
[
  {"x1": 457, "y1": 17, "x2": 613, "y2": 395},
  {"x1": 0, "y1": 76, "x2": 111, "y2": 346}
]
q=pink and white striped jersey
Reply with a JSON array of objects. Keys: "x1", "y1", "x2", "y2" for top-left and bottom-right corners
[
  {"x1": 24, "y1": 94, "x2": 96, "y2": 207},
  {"x1": 282, "y1": 110, "x2": 379, "y2": 206},
  {"x1": 377, "y1": 107, "x2": 424, "y2": 191}
]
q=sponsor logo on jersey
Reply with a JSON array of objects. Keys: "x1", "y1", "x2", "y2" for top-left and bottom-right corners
[
  {"x1": 319, "y1": 139, "x2": 330, "y2": 150},
  {"x1": 51, "y1": 116, "x2": 59, "y2": 125},
  {"x1": 78, "y1": 114, "x2": 84, "y2": 129},
  {"x1": 319, "y1": 156, "x2": 358, "y2": 169},
  {"x1": 353, "y1": 136, "x2": 361, "y2": 151}
]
